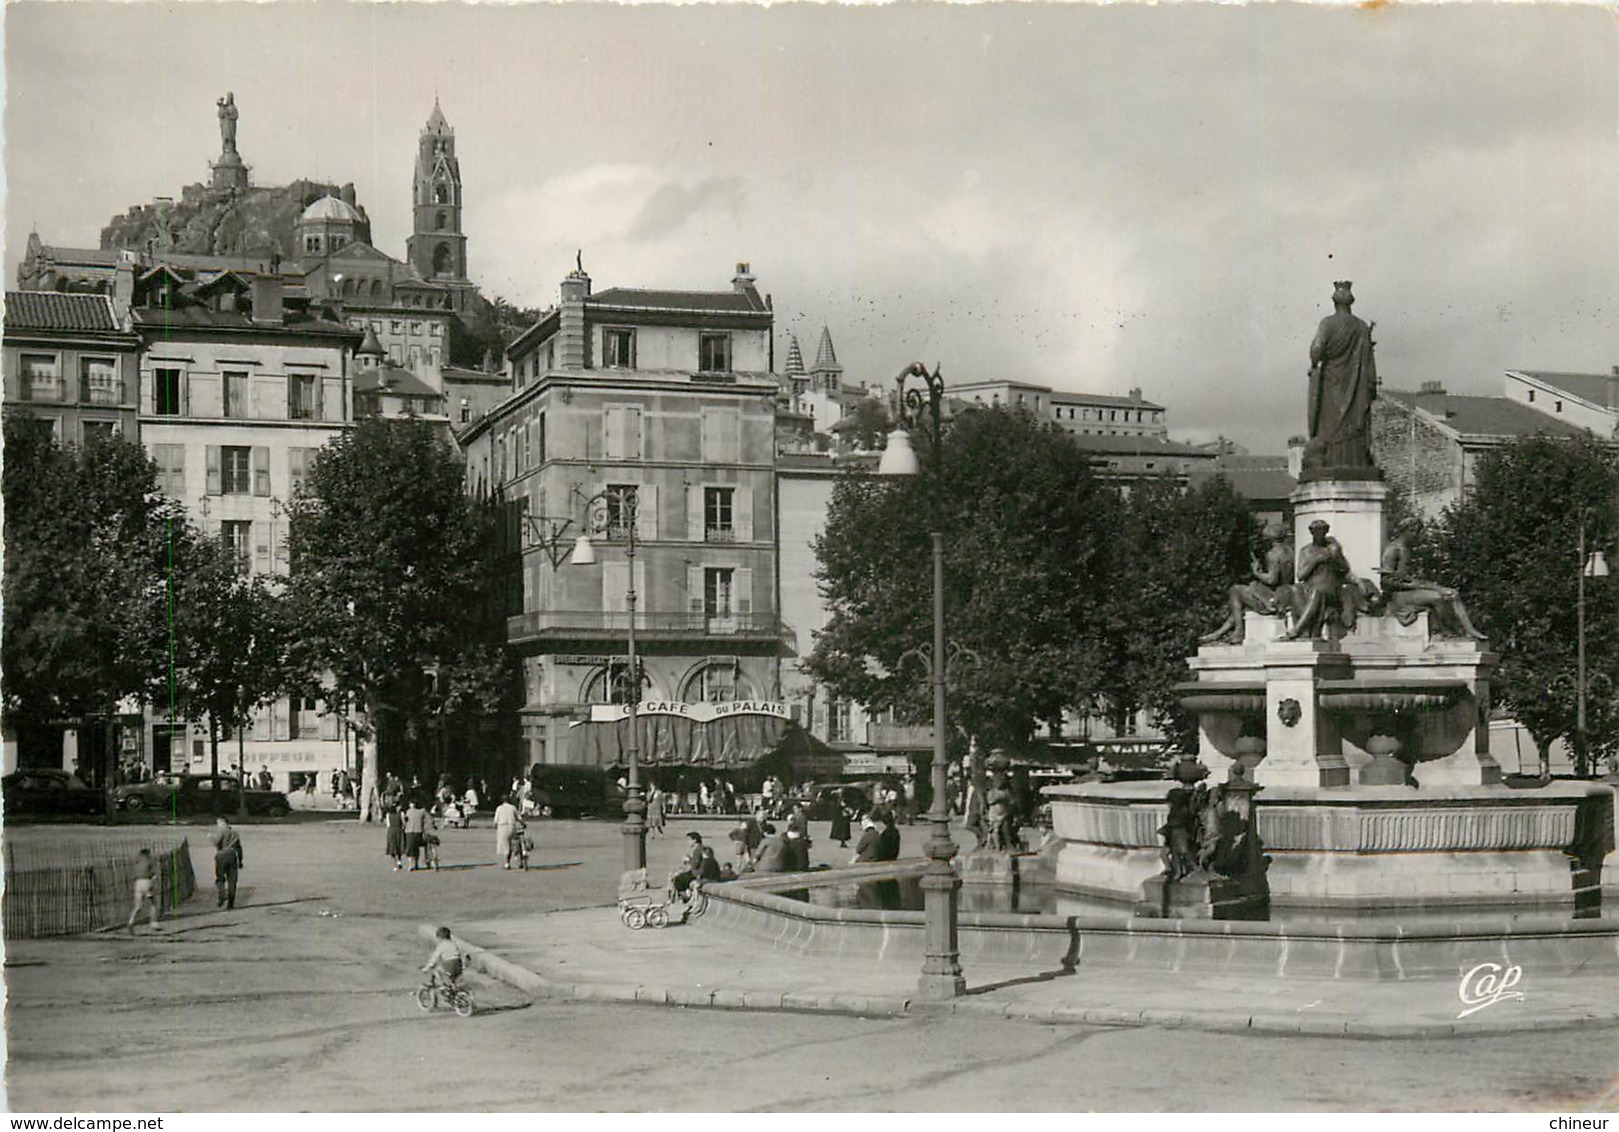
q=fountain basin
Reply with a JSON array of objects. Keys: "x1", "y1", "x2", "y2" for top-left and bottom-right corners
[
  {"x1": 696, "y1": 862, "x2": 1619, "y2": 980},
  {"x1": 1046, "y1": 780, "x2": 1615, "y2": 911}
]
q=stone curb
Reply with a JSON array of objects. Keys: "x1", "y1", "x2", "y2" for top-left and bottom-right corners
[{"x1": 420, "y1": 923, "x2": 1619, "y2": 1038}]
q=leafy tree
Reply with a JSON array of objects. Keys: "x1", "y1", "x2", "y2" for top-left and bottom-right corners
[
  {"x1": 1097, "y1": 475, "x2": 1257, "y2": 752},
  {"x1": 166, "y1": 534, "x2": 287, "y2": 811},
  {"x1": 284, "y1": 418, "x2": 505, "y2": 819},
  {"x1": 1422, "y1": 434, "x2": 1619, "y2": 775},
  {"x1": 832, "y1": 397, "x2": 894, "y2": 454},
  {"x1": 807, "y1": 406, "x2": 1120, "y2": 752},
  {"x1": 2, "y1": 418, "x2": 183, "y2": 808}
]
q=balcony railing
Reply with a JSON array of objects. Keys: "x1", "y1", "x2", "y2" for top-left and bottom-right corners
[
  {"x1": 508, "y1": 609, "x2": 795, "y2": 643},
  {"x1": 82, "y1": 382, "x2": 127, "y2": 406},
  {"x1": 704, "y1": 526, "x2": 737, "y2": 543}
]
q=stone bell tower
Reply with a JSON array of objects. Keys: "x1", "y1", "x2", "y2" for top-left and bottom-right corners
[{"x1": 405, "y1": 98, "x2": 471, "y2": 305}]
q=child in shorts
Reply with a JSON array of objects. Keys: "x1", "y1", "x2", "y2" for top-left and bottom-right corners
[
  {"x1": 127, "y1": 848, "x2": 159, "y2": 935},
  {"x1": 421, "y1": 926, "x2": 463, "y2": 988}
]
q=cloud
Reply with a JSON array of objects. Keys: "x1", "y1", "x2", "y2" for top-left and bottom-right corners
[{"x1": 626, "y1": 177, "x2": 747, "y2": 241}]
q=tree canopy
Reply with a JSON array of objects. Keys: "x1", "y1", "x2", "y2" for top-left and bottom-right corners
[
  {"x1": 1421, "y1": 433, "x2": 1619, "y2": 772},
  {"x1": 1096, "y1": 475, "x2": 1257, "y2": 752},
  {"x1": 284, "y1": 417, "x2": 507, "y2": 812},
  {"x1": 2, "y1": 417, "x2": 181, "y2": 729},
  {"x1": 807, "y1": 406, "x2": 1258, "y2": 752}
]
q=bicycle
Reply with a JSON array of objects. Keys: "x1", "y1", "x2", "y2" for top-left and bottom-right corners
[
  {"x1": 416, "y1": 974, "x2": 474, "y2": 1017},
  {"x1": 508, "y1": 827, "x2": 532, "y2": 871}
]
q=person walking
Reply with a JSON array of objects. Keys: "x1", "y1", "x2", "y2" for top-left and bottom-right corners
[
  {"x1": 493, "y1": 794, "x2": 520, "y2": 869},
  {"x1": 647, "y1": 786, "x2": 666, "y2": 836},
  {"x1": 403, "y1": 797, "x2": 429, "y2": 871},
  {"x1": 126, "y1": 848, "x2": 160, "y2": 935},
  {"x1": 208, "y1": 817, "x2": 244, "y2": 910},
  {"x1": 786, "y1": 802, "x2": 812, "y2": 868},
  {"x1": 829, "y1": 791, "x2": 853, "y2": 848},
  {"x1": 384, "y1": 802, "x2": 407, "y2": 870}
]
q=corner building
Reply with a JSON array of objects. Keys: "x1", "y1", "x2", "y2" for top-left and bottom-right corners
[{"x1": 463, "y1": 263, "x2": 788, "y2": 772}]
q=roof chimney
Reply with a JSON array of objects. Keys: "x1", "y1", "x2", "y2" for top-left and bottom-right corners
[
  {"x1": 250, "y1": 275, "x2": 284, "y2": 325},
  {"x1": 732, "y1": 262, "x2": 755, "y2": 291},
  {"x1": 112, "y1": 254, "x2": 137, "y2": 319},
  {"x1": 557, "y1": 262, "x2": 590, "y2": 369},
  {"x1": 1129, "y1": 387, "x2": 1143, "y2": 402},
  {"x1": 1286, "y1": 435, "x2": 1306, "y2": 480}
]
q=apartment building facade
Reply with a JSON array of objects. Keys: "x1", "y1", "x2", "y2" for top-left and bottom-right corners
[
  {"x1": 463, "y1": 264, "x2": 789, "y2": 773},
  {"x1": 129, "y1": 266, "x2": 361, "y2": 779},
  {"x1": 2, "y1": 290, "x2": 142, "y2": 445}
]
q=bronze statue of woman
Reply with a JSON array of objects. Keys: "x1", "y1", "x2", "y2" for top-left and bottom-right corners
[{"x1": 1301, "y1": 281, "x2": 1379, "y2": 481}]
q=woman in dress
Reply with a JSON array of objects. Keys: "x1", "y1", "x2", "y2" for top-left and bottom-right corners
[
  {"x1": 828, "y1": 789, "x2": 853, "y2": 848},
  {"x1": 384, "y1": 802, "x2": 407, "y2": 870},
  {"x1": 646, "y1": 786, "x2": 666, "y2": 836}
]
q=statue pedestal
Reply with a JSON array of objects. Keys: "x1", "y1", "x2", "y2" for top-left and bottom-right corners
[{"x1": 1291, "y1": 478, "x2": 1387, "y2": 587}]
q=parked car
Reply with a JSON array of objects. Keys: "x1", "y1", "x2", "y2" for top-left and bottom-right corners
[
  {"x1": 2, "y1": 769, "x2": 104, "y2": 816},
  {"x1": 527, "y1": 765, "x2": 615, "y2": 818},
  {"x1": 113, "y1": 773, "x2": 291, "y2": 817}
]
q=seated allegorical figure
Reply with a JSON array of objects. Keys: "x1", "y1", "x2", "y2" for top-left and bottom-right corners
[
  {"x1": 1281, "y1": 520, "x2": 1364, "y2": 641},
  {"x1": 1201, "y1": 521, "x2": 1296, "y2": 645},
  {"x1": 1376, "y1": 524, "x2": 1487, "y2": 640}
]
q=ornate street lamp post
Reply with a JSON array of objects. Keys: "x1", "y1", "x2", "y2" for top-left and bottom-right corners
[
  {"x1": 877, "y1": 361, "x2": 965, "y2": 1000},
  {"x1": 1575, "y1": 510, "x2": 1610, "y2": 778},
  {"x1": 550, "y1": 487, "x2": 647, "y2": 872}
]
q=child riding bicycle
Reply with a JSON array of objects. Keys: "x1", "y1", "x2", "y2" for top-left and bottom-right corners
[{"x1": 421, "y1": 926, "x2": 463, "y2": 989}]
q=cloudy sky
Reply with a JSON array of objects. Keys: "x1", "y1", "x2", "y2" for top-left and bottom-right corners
[{"x1": 5, "y1": 2, "x2": 1615, "y2": 450}]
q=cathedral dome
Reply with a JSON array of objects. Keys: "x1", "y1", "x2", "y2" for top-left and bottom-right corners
[{"x1": 300, "y1": 195, "x2": 363, "y2": 224}]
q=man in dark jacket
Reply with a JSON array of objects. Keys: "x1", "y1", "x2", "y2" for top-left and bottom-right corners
[{"x1": 208, "y1": 817, "x2": 244, "y2": 909}]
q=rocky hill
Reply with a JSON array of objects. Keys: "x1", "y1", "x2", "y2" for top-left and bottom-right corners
[{"x1": 99, "y1": 179, "x2": 358, "y2": 260}]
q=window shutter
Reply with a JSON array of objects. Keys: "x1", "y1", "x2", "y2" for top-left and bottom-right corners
[
  {"x1": 253, "y1": 525, "x2": 271, "y2": 575},
  {"x1": 700, "y1": 410, "x2": 716, "y2": 463},
  {"x1": 736, "y1": 567, "x2": 753, "y2": 616},
  {"x1": 688, "y1": 565, "x2": 705, "y2": 615},
  {"x1": 271, "y1": 697, "x2": 292, "y2": 741},
  {"x1": 603, "y1": 407, "x2": 621, "y2": 460},
  {"x1": 252, "y1": 446, "x2": 271, "y2": 496},
  {"x1": 734, "y1": 487, "x2": 753, "y2": 541},
  {"x1": 205, "y1": 446, "x2": 222, "y2": 495},
  {"x1": 688, "y1": 485, "x2": 705, "y2": 541},
  {"x1": 250, "y1": 705, "x2": 270, "y2": 742},
  {"x1": 319, "y1": 704, "x2": 339, "y2": 742},
  {"x1": 638, "y1": 484, "x2": 658, "y2": 541},
  {"x1": 602, "y1": 561, "x2": 628, "y2": 614},
  {"x1": 625, "y1": 407, "x2": 642, "y2": 459}
]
